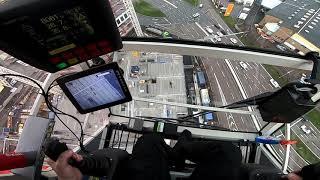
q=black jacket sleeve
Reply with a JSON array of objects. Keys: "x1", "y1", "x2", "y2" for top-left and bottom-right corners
[{"x1": 301, "y1": 162, "x2": 320, "y2": 180}]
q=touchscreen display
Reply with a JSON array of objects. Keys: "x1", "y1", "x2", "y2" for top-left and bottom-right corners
[{"x1": 65, "y1": 69, "x2": 126, "y2": 110}]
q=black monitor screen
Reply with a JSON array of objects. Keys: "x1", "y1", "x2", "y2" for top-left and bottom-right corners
[{"x1": 65, "y1": 69, "x2": 126, "y2": 110}]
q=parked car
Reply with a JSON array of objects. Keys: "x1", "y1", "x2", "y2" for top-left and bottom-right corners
[
  {"x1": 205, "y1": 27, "x2": 214, "y2": 34},
  {"x1": 216, "y1": 37, "x2": 221, "y2": 42},
  {"x1": 239, "y1": 61, "x2": 248, "y2": 69},
  {"x1": 213, "y1": 24, "x2": 220, "y2": 29},
  {"x1": 10, "y1": 79, "x2": 17, "y2": 86},
  {"x1": 199, "y1": 3, "x2": 203, "y2": 8},
  {"x1": 131, "y1": 65, "x2": 140, "y2": 74},
  {"x1": 217, "y1": 31, "x2": 223, "y2": 37},
  {"x1": 10, "y1": 87, "x2": 17, "y2": 93},
  {"x1": 301, "y1": 125, "x2": 311, "y2": 134},
  {"x1": 193, "y1": 13, "x2": 200, "y2": 18},
  {"x1": 276, "y1": 45, "x2": 287, "y2": 51},
  {"x1": 230, "y1": 38, "x2": 238, "y2": 44},
  {"x1": 270, "y1": 79, "x2": 280, "y2": 88}
]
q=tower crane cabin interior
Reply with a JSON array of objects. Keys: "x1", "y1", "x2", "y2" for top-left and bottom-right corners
[{"x1": 0, "y1": 0, "x2": 320, "y2": 179}]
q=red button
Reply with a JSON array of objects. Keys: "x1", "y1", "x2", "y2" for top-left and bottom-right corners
[
  {"x1": 89, "y1": 50, "x2": 101, "y2": 57},
  {"x1": 102, "y1": 47, "x2": 113, "y2": 53},
  {"x1": 98, "y1": 40, "x2": 110, "y2": 48},
  {"x1": 49, "y1": 57, "x2": 62, "y2": 64},
  {"x1": 73, "y1": 48, "x2": 86, "y2": 56},
  {"x1": 62, "y1": 52, "x2": 74, "y2": 60},
  {"x1": 86, "y1": 44, "x2": 97, "y2": 51},
  {"x1": 78, "y1": 54, "x2": 90, "y2": 61}
]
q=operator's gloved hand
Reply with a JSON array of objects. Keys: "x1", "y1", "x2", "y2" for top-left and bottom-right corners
[{"x1": 47, "y1": 150, "x2": 83, "y2": 180}]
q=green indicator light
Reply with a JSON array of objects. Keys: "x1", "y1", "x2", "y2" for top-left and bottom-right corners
[{"x1": 56, "y1": 62, "x2": 68, "y2": 69}]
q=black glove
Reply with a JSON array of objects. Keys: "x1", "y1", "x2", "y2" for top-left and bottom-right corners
[{"x1": 44, "y1": 138, "x2": 129, "y2": 178}]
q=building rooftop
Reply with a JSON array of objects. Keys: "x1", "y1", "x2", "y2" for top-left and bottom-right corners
[{"x1": 267, "y1": 0, "x2": 320, "y2": 47}]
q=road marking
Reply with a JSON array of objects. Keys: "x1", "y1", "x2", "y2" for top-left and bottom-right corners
[
  {"x1": 279, "y1": 150, "x2": 284, "y2": 156},
  {"x1": 225, "y1": 114, "x2": 233, "y2": 129},
  {"x1": 221, "y1": 71, "x2": 225, "y2": 78},
  {"x1": 214, "y1": 72, "x2": 238, "y2": 131},
  {"x1": 292, "y1": 129, "x2": 320, "y2": 159},
  {"x1": 313, "y1": 134, "x2": 318, "y2": 139},
  {"x1": 276, "y1": 134, "x2": 282, "y2": 138},
  {"x1": 312, "y1": 142, "x2": 320, "y2": 152},
  {"x1": 231, "y1": 92, "x2": 235, "y2": 99},
  {"x1": 273, "y1": 132, "x2": 307, "y2": 168},
  {"x1": 195, "y1": 22, "x2": 209, "y2": 36},
  {"x1": 214, "y1": 73, "x2": 227, "y2": 106},
  {"x1": 225, "y1": 59, "x2": 261, "y2": 130},
  {"x1": 290, "y1": 118, "x2": 303, "y2": 127},
  {"x1": 164, "y1": 18, "x2": 171, "y2": 24},
  {"x1": 195, "y1": 22, "x2": 215, "y2": 42},
  {"x1": 226, "y1": 81, "x2": 230, "y2": 88},
  {"x1": 240, "y1": 117, "x2": 245, "y2": 128}
]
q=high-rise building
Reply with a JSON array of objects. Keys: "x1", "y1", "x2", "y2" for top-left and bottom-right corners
[
  {"x1": 109, "y1": 0, "x2": 134, "y2": 36},
  {"x1": 109, "y1": 0, "x2": 143, "y2": 37}
]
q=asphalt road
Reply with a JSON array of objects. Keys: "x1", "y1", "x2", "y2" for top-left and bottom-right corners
[
  {"x1": 135, "y1": 0, "x2": 314, "y2": 170},
  {"x1": 271, "y1": 131, "x2": 309, "y2": 171},
  {"x1": 202, "y1": 57, "x2": 256, "y2": 132},
  {"x1": 291, "y1": 118, "x2": 320, "y2": 159}
]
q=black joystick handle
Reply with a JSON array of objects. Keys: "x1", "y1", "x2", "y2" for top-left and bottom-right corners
[{"x1": 44, "y1": 139, "x2": 111, "y2": 177}]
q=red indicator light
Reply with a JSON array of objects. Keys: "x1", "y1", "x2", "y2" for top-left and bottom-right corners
[
  {"x1": 74, "y1": 48, "x2": 86, "y2": 56},
  {"x1": 89, "y1": 50, "x2": 101, "y2": 57},
  {"x1": 49, "y1": 57, "x2": 62, "y2": 64},
  {"x1": 62, "y1": 52, "x2": 74, "y2": 60},
  {"x1": 97, "y1": 40, "x2": 110, "y2": 48},
  {"x1": 86, "y1": 44, "x2": 97, "y2": 51},
  {"x1": 102, "y1": 47, "x2": 112, "y2": 53},
  {"x1": 78, "y1": 54, "x2": 90, "y2": 61}
]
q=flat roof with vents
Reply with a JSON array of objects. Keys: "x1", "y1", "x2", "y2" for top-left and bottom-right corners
[{"x1": 266, "y1": 0, "x2": 320, "y2": 47}]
